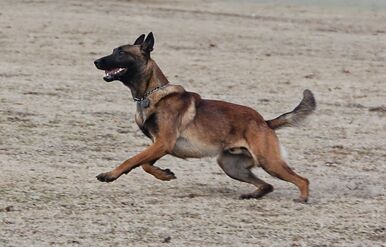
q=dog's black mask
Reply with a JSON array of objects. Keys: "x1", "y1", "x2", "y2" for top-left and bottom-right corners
[{"x1": 94, "y1": 32, "x2": 154, "y2": 83}]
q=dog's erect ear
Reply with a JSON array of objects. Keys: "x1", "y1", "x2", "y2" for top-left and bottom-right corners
[
  {"x1": 134, "y1": 34, "x2": 145, "y2": 45},
  {"x1": 141, "y1": 32, "x2": 154, "y2": 53}
]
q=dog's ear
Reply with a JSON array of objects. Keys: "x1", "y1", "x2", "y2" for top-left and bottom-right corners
[
  {"x1": 133, "y1": 34, "x2": 145, "y2": 45},
  {"x1": 141, "y1": 32, "x2": 154, "y2": 53}
]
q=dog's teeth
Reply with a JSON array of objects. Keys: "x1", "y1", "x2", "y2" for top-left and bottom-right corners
[{"x1": 104, "y1": 68, "x2": 125, "y2": 78}]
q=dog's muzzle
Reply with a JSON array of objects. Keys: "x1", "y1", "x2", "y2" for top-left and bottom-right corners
[{"x1": 94, "y1": 59, "x2": 127, "y2": 82}]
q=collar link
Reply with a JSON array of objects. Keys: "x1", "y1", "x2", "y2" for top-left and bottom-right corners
[{"x1": 133, "y1": 84, "x2": 168, "y2": 102}]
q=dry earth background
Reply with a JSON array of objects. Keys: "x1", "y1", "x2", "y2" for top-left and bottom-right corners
[{"x1": 1, "y1": 0, "x2": 385, "y2": 246}]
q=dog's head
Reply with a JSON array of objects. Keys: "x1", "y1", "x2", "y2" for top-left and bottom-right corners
[{"x1": 94, "y1": 32, "x2": 154, "y2": 83}]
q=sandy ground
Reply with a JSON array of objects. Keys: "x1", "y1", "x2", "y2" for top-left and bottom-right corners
[{"x1": 1, "y1": 0, "x2": 385, "y2": 246}]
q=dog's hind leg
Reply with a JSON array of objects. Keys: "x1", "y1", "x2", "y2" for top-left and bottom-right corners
[
  {"x1": 262, "y1": 159, "x2": 309, "y2": 203},
  {"x1": 217, "y1": 151, "x2": 273, "y2": 199},
  {"x1": 142, "y1": 162, "x2": 176, "y2": 181},
  {"x1": 247, "y1": 127, "x2": 309, "y2": 203}
]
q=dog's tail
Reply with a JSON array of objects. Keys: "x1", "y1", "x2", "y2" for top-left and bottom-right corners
[{"x1": 266, "y1": 89, "x2": 316, "y2": 130}]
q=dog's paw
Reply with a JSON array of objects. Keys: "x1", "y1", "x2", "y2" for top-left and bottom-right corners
[
  {"x1": 164, "y1": 168, "x2": 175, "y2": 177},
  {"x1": 239, "y1": 193, "x2": 256, "y2": 200},
  {"x1": 96, "y1": 172, "x2": 117, "y2": 183},
  {"x1": 164, "y1": 168, "x2": 177, "y2": 179},
  {"x1": 239, "y1": 185, "x2": 274, "y2": 200},
  {"x1": 293, "y1": 197, "x2": 308, "y2": 204},
  {"x1": 158, "y1": 168, "x2": 176, "y2": 181}
]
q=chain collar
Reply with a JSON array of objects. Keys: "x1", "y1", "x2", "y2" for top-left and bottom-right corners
[{"x1": 133, "y1": 84, "x2": 168, "y2": 102}]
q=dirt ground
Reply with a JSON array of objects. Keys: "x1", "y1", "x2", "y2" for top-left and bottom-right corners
[{"x1": 1, "y1": 0, "x2": 385, "y2": 246}]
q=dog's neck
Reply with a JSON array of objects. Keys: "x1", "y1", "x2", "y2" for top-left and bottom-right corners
[{"x1": 124, "y1": 59, "x2": 169, "y2": 100}]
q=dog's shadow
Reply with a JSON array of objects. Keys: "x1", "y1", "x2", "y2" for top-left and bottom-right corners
[{"x1": 172, "y1": 184, "x2": 241, "y2": 199}]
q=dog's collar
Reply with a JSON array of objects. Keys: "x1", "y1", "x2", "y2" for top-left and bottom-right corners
[
  {"x1": 134, "y1": 84, "x2": 186, "y2": 124},
  {"x1": 133, "y1": 84, "x2": 169, "y2": 109},
  {"x1": 133, "y1": 84, "x2": 168, "y2": 103}
]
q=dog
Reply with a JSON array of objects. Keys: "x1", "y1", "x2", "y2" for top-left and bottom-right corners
[{"x1": 94, "y1": 32, "x2": 316, "y2": 202}]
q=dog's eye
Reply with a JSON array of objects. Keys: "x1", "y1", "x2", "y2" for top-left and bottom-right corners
[{"x1": 118, "y1": 50, "x2": 126, "y2": 55}]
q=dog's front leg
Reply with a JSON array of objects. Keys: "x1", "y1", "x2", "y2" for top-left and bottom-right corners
[
  {"x1": 142, "y1": 163, "x2": 176, "y2": 181},
  {"x1": 96, "y1": 141, "x2": 167, "y2": 182}
]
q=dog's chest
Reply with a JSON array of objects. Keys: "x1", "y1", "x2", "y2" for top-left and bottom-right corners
[
  {"x1": 135, "y1": 108, "x2": 158, "y2": 140},
  {"x1": 135, "y1": 103, "x2": 151, "y2": 126}
]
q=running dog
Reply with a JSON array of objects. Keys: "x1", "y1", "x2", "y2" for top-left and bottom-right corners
[{"x1": 94, "y1": 32, "x2": 316, "y2": 202}]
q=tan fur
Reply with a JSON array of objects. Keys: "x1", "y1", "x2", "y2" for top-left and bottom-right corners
[{"x1": 95, "y1": 36, "x2": 314, "y2": 202}]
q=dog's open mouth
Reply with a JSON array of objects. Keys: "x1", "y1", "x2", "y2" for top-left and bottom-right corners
[{"x1": 103, "y1": 68, "x2": 127, "y2": 82}]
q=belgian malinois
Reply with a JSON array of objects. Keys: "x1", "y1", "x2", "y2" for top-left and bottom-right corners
[{"x1": 94, "y1": 32, "x2": 316, "y2": 202}]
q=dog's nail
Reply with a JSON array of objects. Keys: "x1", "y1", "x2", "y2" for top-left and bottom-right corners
[
  {"x1": 239, "y1": 195, "x2": 251, "y2": 200},
  {"x1": 293, "y1": 198, "x2": 308, "y2": 204},
  {"x1": 96, "y1": 175, "x2": 104, "y2": 182}
]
